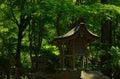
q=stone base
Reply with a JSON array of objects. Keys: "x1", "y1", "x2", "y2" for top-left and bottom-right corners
[{"x1": 29, "y1": 71, "x2": 80, "y2": 79}]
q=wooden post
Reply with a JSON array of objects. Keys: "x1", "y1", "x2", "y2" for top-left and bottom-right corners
[
  {"x1": 72, "y1": 41, "x2": 75, "y2": 70},
  {"x1": 82, "y1": 56, "x2": 85, "y2": 70},
  {"x1": 68, "y1": 41, "x2": 75, "y2": 70},
  {"x1": 59, "y1": 44, "x2": 64, "y2": 71},
  {"x1": 82, "y1": 56, "x2": 88, "y2": 70}
]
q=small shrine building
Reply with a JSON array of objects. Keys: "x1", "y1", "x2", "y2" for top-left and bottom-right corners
[{"x1": 50, "y1": 22, "x2": 99, "y2": 71}]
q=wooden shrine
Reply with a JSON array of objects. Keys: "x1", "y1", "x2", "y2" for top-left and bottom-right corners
[{"x1": 50, "y1": 22, "x2": 99, "y2": 71}]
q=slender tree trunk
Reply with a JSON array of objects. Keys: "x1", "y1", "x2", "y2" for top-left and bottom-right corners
[
  {"x1": 29, "y1": 17, "x2": 43, "y2": 72},
  {"x1": 100, "y1": 0, "x2": 113, "y2": 78},
  {"x1": 9, "y1": 0, "x2": 31, "y2": 78},
  {"x1": 15, "y1": 27, "x2": 22, "y2": 79},
  {"x1": 101, "y1": 19, "x2": 112, "y2": 50},
  {"x1": 15, "y1": 15, "x2": 31, "y2": 79},
  {"x1": 101, "y1": 0, "x2": 112, "y2": 50},
  {"x1": 29, "y1": 23, "x2": 35, "y2": 72},
  {"x1": 55, "y1": 14, "x2": 61, "y2": 36}
]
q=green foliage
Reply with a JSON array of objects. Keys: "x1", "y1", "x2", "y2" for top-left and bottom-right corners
[
  {"x1": 0, "y1": 0, "x2": 120, "y2": 78},
  {"x1": 88, "y1": 46, "x2": 120, "y2": 78},
  {"x1": 21, "y1": 53, "x2": 31, "y2": 76},
  {"x1": 103, "y1": 47, "x2": 120, "y2": 78}
]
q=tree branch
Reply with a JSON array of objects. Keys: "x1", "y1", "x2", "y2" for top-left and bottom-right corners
[
  {"x1": 0, "y1": 9, "x2": 17, "y2": 24},
  {"x1": 23, "y1": 15, "x2": 31, "y2": 28},
  {"x1": 9, "y1": 0, "x2": 19, "y2": 26}
]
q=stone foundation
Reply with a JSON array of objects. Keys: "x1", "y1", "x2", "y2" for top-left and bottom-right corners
[{"x1": 28, "y1": 71, "x2": 80, "y2": 79}]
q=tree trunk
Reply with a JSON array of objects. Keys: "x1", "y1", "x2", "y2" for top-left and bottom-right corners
[
  {"x1": 55, "y1": 14, "x2": 61, "y2": 36},
  {"x1": 100, "y1": 0, "x2": 113, "y2": 78},
  {"x1": 15, "y1": 26, "x2": 23, "y2": 79},
  {"x1": 101, "y1": 19, "x2": 112, "y2": 50},
  {"x1": 15, "y1": 15, "x2": 31, "y2": 79},
  {"x1": 29, "y1": 17, "x2": 43, "y2": 72},
  {"x1": 101, "y1": 0, "x2": 112, "y2": 50},
  {"x1": 29, "y1": 23, "x2": 35, "y2": 71}
]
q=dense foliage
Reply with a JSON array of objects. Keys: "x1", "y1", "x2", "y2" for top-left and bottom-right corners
[{"x1": 0, "y1": 0, "x2": 120, "y2": 79}]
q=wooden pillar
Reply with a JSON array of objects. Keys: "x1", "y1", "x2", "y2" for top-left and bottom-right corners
[
  {"x1": 82, "y1": 56, "x2": 88, "y2": 70},
  {"x1": 82, "y1": 56, "x2": 84, "y2": 69},
  {"x1": 68, "y1": 41, "x2": 75, "y2": 70},
  {"x1": 68, "y1": 55, "x2": 75, "y2": 70},
  {"x1": 59, "y1": 44, "x2": 64, "y2": 71},
  {"x1": 86, "y1": 56, "x2": 88, "y2": 70},
  {"x1": 72, "y1": 41, "x2": 75, "y2": 70}
]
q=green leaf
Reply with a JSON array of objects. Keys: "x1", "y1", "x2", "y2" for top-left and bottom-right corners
[{"x1": 0, "y1": 4, "x2": 6, "y2": 9}]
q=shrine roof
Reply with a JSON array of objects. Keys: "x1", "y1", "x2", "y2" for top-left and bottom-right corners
[{"x1": 50, "y1": 22, "x2": 99, "y2": 45}]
